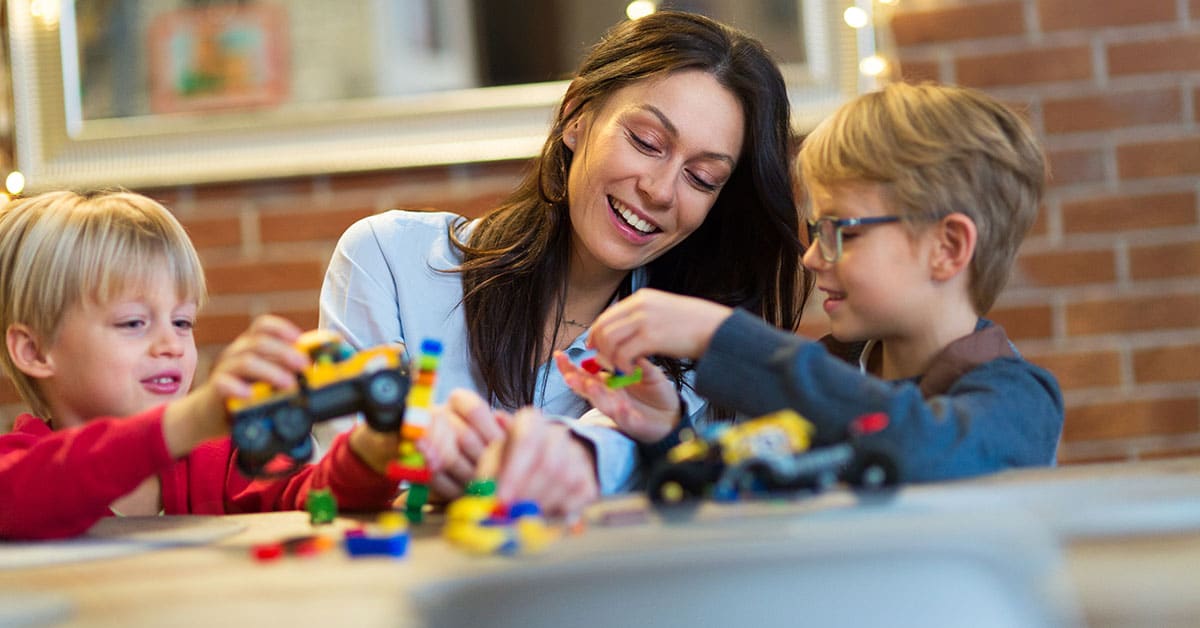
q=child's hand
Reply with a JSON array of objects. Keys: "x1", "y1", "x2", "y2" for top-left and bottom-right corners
[
  {"x1": 418, "y1": 389, "x2": 508, "y2": 501},
  {"x1": 161, "y1": 315, "x2": 306, "y2": 458},
  {"x1": 588, "y1": 288, "x2": 733, "y2": 373},
  {"x1": 555, "y1": 352, "x2": 680, "y2": 442},
  {"x1": 479, "y1": 407, "x2": 598, "y2": 518}
]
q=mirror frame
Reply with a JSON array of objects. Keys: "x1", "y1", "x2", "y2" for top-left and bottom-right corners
[{"x1": 6, "y1": 0, "x2": 863, "y2": 192}]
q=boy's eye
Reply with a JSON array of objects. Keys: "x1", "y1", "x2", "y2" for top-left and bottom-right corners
[
  {"x1": 174, "y1": 318, "x2": 195, "y2": 331},
  {"x1": 117, "y1": 319, "x2": 146, "y2": 330}
]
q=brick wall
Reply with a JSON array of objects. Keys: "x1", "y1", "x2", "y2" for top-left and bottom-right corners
[
  {"x1": 888, "y1": 0, "x2": 1200, "y2": 463},
  {"x1": 4, "y1": 0, "x2": 1199, "y2": 467}
]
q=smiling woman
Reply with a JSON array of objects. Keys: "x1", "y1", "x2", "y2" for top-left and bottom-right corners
[
  {"x1": 313, "y1": 10, "x2": 810, "y2": 517},
  {"x1": 4, "y1": 0, "x2": 864, "y2": 191}
]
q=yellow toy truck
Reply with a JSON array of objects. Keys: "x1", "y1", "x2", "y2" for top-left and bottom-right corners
[
  {"x1": 646, "y1": 409, "x2": 898, "y2": 506},
  {"x1": 228, "y1": 330, "x2": 410, "y2": 476}
]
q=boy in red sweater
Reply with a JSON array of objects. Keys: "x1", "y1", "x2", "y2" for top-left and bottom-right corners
[{"x1": 0, "y1": 191, "x2": 413, "y2": 540}]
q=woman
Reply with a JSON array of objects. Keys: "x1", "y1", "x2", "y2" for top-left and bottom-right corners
[{"x1": 316, "y1": 11, "x2": 807, "y2": 514}]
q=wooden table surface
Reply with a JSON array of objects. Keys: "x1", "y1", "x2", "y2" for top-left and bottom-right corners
[{"x1": 4, "y1": 458, "x2": 1200, "y2": 628}]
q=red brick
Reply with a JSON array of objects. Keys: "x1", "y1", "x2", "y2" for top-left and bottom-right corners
[
  {"x1": 1197, "y1": 87, "x2": 1200, "y2": 123},
  {"x1": 1129, "y1": 241, "x2": 1200, "y2": 280},
  {"x1": 0, "y1": 376, "x2": 21, "y2": 405},
  {"x1": 1046, "y1": 148, "x2": 1107, "y2": 187},
  {"x1": 1039, "y1": 0, "x2": 1176, "y2": 31},
  {"x1": 891, "y1": 2, "x2": 1024, "y2": 46},
  {"x1": 1057, "y1": 450, "x2": 1131, "y2": 465},
  {"x1": 192, "y1": 179, "x2": 309, "y2": 203},
  {"x1": 182, "y1": 215, "x2": 241, "y2": 249},
  {"x1": 989, "y1": 304, "x2": 1053, "y2": 340},
  {"x1": 195, "y1": 312, "x2": 252, "y2": 346},
  {"x1": 274, "y1": 308, "x2": 320, "y2": 331},
  {"x1": 436, "y1": 192, "x2": 510, "y2": 220},
  {"x1": 898, "y1": 60, "x2": 940, "y2": 84},
  {"x1": 1109, "y1": 35, "x2": 1200, "y2": 76},
  {"x1": 205, "y1": 260, "x2": 326, "y2": 295},
  {"x1": 1067, "y1": 293, "x2": 1200, "y2": 335},
  {"x1": 1062, "y1": 397, "x2": 1199, "y2": 441},
  {"x1": 1133, "y1": 343, "x2": 1200, "y2": 384},
  {"x1": 1015, "y1": 249, "x2": 1116, "y2": 287},
  {"x1": 1118, "y1": 137, "x2": 1200, "y2": 179},
  {"x1": 1043, "y1": 88, "x2": 1181, "y2": 134},
  {"x1": 138, "y1": 187, "x2": 183, "y2": 209},
  {"x1": 1028, "y1": 204, "x2": 1048, "y2": 237},
  {"x1": 956, "y1": 46, "x2": 1092, "y2": 88},
  {"x1": 1061, "y1": 191, "x2": 1195, "y2": 234},
  {"x1": 1028, "y1": 350, "x2": 1122, "y2": 390},
  {"x1": 468, "y1": 160, "x2": 527, "y2": 177},
  {"x1": 260, "y1": 207, "x2": 376, "y2": 243},
  {"x1": 1140, "y1": 445, "x2": 1200, "y2": 460},
  {"x1": 328, "y1": 167, "x2": 448, "y2": 193}
]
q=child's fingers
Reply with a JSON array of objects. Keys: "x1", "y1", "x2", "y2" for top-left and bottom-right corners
[
  {"x1": 208, "y1": 372, "x2": 252, "y2": 402},
  {"x1": 247, "y1": 314, "x2": 304, "y2": 342},
  {"x1": 223, "y1": 351, "x2": 299, "y2": 391},
  {"x1": 588, "y1": 317, "x2": 644, "y2": 373}
]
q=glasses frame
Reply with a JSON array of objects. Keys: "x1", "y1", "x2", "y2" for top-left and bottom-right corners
[{"x1": 806, "y1": 215, "x2": 905, "y2": 263}]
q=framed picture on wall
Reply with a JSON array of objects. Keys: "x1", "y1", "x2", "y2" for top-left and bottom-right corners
[{"x1": 148, "y1": 4, "x2": 289, "y2": 114}]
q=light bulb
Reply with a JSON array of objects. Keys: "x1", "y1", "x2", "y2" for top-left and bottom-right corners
[
  {"x1": 844, "y1": 7, "x2": 870, "y2": 29},
  {"x1": 626, "y1": 1, "x2": 656, "y2": 20}
]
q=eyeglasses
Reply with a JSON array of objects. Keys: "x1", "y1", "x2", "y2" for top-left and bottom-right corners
[{"x1": 805, "y1": 215, "x2": 904, "y2": 263}]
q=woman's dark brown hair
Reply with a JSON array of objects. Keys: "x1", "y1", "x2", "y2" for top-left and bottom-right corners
[{"x1": 451, "y1": 11, "x2": 808, "y2": 409}]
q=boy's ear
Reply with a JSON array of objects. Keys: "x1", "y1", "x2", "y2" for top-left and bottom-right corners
[
  {"x1": 5, "y1": 324, "x2": 54, "y2": 379},
  {"x1": 929, "y1": 212, "x2": 977, "y2": 282}
]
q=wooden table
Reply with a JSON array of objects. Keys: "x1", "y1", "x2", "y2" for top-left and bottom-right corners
[{"x1": 4, "y1": 459, "x2": 1200, "y2": 628}]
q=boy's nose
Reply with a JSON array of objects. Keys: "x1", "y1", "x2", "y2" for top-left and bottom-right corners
[
  {"x1": 801, "y1": 238, "x2": 827, "y2": 270},
  {"x1": 150, "y1": 327, "x2": 186, "y2": 356}
]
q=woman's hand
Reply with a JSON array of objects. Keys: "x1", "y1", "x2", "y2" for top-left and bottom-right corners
[
  {"x1": 555, "y1": 352, "x2": 680, "y2": 442},
  {"x1": 419, "y1": 389, "x2": 508, "y2": 501},
  {"x1": 479, "y1": 408, "x2": 599, "y2": 518},
  {"x1": 587, "y1": 288, "x2": 733, "y2": 373}
]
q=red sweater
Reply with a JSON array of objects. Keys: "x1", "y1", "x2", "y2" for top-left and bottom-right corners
[{"x1": 0, "y1": 406, "x2": 397, "y2": 540}]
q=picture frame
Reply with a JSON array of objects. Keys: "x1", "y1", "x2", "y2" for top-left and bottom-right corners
[{"x1": 5, "y1": 0, "x2": 864, "y2": 192}]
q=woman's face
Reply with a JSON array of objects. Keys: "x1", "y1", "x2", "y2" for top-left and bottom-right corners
[{"x1": 564, "y1": 70, "x2": 745, "y2": 280}]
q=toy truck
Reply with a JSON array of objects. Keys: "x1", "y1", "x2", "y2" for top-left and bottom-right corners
[
  {"x1": 228, "y1": 329, "x2": 410, "y2": 476},
  {"x1": 646, "y1": 409, "x2": 899, "y2": 506}
]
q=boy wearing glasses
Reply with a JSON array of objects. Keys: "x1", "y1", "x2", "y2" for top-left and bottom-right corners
[{"x1": 557, "y1": 81, "x2": 1063, "y2": 482}]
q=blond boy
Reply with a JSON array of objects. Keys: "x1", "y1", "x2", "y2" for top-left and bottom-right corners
[{"x1": 0, "y1": 191, "x2": 407, "y2": 539}]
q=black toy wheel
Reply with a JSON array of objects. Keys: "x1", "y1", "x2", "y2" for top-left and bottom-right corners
[
  {"x1": 231, "y1": 413, "x2": 274, "y2": 458},
  {"x1": 366, "y1": 370, "x2": 405, "y2": 407},
  {"x1": 271, "y1": 404, "x2": 311, "y2": 445},
  {"x1": 647, "y1": 461, "x2": 716, "y2": 505},
  {"x1": 287, "y1": 437, "x2": 314, "y2": 463},
  {"x1": 847, "y1": 452, "x2": 900, "y2": 490},
  {"x1": 363, "y1": 370, "x2": 407, "y2": 431}
]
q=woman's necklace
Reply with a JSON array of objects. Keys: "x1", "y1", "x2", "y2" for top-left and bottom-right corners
[{"x1": 563, "y1": 318, "x2": 591, "y2": 330}]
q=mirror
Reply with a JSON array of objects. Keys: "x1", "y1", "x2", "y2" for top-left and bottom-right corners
[{"x1": 6, "y1": 0, "x2": 864, "y2": 192}]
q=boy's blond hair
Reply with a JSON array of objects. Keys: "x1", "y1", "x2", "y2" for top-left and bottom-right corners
[
  {"x1": 799, "y1": 81, "x2": 1045, "y2": 314},
  {"x1": 0, "y1": 191, "x2": 206, "y2": 418}
]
